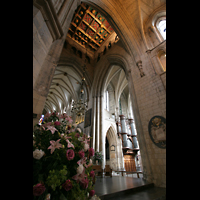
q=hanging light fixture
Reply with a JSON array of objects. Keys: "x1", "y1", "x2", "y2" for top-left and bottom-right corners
[{"x1": 71, "y1": 49, "x2": 88, "y2": 117}]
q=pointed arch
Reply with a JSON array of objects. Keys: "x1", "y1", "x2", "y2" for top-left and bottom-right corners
[
  {"x1": 105, "y1": 123, "x2": 117, "y2": 144},
  {"x1": 81, "y1": 0, "x2": 143, "y2": 60}
]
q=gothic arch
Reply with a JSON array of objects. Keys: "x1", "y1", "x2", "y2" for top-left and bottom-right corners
[
  {"x1": 105, "y1": 124, "x2": 117, "y2": 143},
  {"x1": 144, "y1": 4, "x2": 166, "y2": 49},
  {"x1": 81, "y1": 0, "x2": 143, "y2": 61},
  {"x1": 91, "y1": 45, "x2": 153, "y2": 179},
  {"x1": 91, "y1": 45, "x2": 135, "y2": 97},
  {"x1": 105, "y1": 124, "x2": 123, "y2": 170}
]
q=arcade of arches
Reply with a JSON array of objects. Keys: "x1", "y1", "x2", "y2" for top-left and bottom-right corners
[{"x1": 33, "y1": 0, "x2": 166, "y2": 188}]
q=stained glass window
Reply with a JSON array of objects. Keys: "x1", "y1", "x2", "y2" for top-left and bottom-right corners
[{"x1": 38, "y1": 115, "x2": 44, "y2": 125}]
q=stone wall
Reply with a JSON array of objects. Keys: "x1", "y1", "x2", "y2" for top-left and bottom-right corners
[{"x1": 133, "y1": 73, "x2": 166, "y2": 187}]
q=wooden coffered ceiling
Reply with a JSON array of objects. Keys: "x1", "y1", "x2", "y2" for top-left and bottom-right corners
[{"x1": 67, "y1": 2, "x2": 115, "y2": 52}]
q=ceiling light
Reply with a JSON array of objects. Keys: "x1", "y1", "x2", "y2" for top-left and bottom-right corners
[{"x1": 71, "y1": 49, "x2": 88, "y2": 117}]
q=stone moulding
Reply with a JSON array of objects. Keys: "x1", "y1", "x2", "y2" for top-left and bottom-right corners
[{"x1": 33, "y1": 0, "x2": 64, "y2": 41}]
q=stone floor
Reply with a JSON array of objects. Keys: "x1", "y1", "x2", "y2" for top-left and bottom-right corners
[
  {"x1": 112, "y1": 171, "x2": 144, "y2": 178},
  {"x1": 103, "y1": 187, "x2": 166, "y2": 200},
  {"x1": 94, "y1": 176, "x2": 166, "y2": 200}
]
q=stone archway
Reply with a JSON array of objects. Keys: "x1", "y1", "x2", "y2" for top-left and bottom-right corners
[
  {"x1": 105, "y1": 124, "x2": 124, "y2": 171},
  {"x1": 91, "y1": 50, "x2": 153, "y2": 182}
]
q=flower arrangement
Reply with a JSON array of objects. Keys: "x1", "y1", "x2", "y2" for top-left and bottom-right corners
[
  {"x1": 33, "y1": 111, "x2": 97, "y2": 200},
  {"x1": 93, "y1": 151, "x2": 103, "y2": 164}
]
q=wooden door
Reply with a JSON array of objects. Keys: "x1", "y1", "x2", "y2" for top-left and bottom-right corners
[{"x1": 124, "y1": 155, "x2": 136, "y2": 171}]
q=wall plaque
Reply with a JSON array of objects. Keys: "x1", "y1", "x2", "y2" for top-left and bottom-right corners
[
  {"x1": 148, "y1": 116, "x2": 166, "y2": 149},
  {"x1": 111, "y1": 145, "x2": 115, "y2": 151},
  {"x1": 84, "y1": 108, "x2": 92, "y2": 128}
]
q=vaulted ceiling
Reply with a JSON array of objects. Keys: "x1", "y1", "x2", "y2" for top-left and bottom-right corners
[
  {"x1": 43, "y1": 65, "x2": 87, "y2": 114},
  {"x1": 105, "y1": 65, "x2": 128, "y2": 106}
]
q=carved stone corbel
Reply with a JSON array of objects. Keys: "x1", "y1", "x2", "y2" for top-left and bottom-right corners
[{"x1": 136, "y1": 60, "x2": 145, "y2": 77}]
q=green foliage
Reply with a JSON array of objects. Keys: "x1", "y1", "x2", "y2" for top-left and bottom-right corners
[
  {"x1": 93, "y1": 151, "x2": 103, "y2": 163},
  {"x1": 46, "y1": 165, "x2": 68, "y2": 191}
]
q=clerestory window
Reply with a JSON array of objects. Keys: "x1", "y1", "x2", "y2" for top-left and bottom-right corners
[{"x1": 157, "y1": 19, "x2": 166, "y2": 40}]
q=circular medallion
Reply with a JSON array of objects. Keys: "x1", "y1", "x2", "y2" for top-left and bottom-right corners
[{"x1": 148, "y1": 116, "x2": 166, "y2": 149}]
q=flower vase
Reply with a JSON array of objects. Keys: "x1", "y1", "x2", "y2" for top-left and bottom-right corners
[{"x1": 96, "y1": 160, "x2": 98, "y2": 165}]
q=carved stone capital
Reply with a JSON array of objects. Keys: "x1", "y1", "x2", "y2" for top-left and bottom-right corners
[
  {"x1": 119, "y1": 115, "x2": 125, "y2": 120},
  {"x1": 128, "y1": 119, "x2": 134, "y2": 124}
]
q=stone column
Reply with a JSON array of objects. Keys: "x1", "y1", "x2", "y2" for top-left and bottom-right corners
[
  {"x1": 33, "y1": 0, "x2": 78, "y2": 126},
  {"x1": 33, "y1": 37, "x2": 65, "y2": 123},
  {"x1": 116, "y1": 120, "x2": 125, "y2": 171},
  {"x1": 100, "y1": 95, "x2": 105, "y2": 173},
  {"x1": 92, "y1": 96, "x2": 96, "y2": 150},
  {"x1": 115, "y1": 107, "x2": 119, "y2": 121},
  {"x1": 95, "y1": 96, "x2": 99, "y2": 152},
  {"x1": 116, "y1": 121, "x2": 120, "y2": 136}
]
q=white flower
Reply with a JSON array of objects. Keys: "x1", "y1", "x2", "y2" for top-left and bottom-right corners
[
  {"x1": 78, "y1": 137, "x2": 83, "y2": 141},
  {"x1": 77, "y1": 164, "x2": 84, "y2": 174},
  {"x1": 91, "y1": 195, "x2": 101, "y2": 200},
  {"x1": 61, "y1": 133, "x2": 65, "y2": 137},
  {"x1": 77, "y1": 128, "x2": 81, "y2": 133},
  {"x1": 33, "y1": 149, "x2": 45, "y2": 160},
  {"x1": 45, "y1": 193, "x2": 51, "y2": 200},
  {"x1": 84, "y1": 143, "x2": 89, "y2": 152}
]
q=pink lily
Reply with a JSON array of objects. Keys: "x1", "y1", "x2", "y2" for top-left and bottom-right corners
[
  {"x1": 46, "y1": 125, "x2": 58, "y2": 134},
  {"x1": 66, "y1": 116, "x2": 73, "y2": 124},
  {"x1": 85, "y1": 159, "x2": 93, "y2": 168},
  {"x1": 62, "y1": 135, "x2": 72, "y2": 140},
  {"x1": 77, "y1": 157, "x2": 90, "y2": 168},
  {"x1": 41, "y1": 122, "x2": 52, "y2": 128},
  {"x1": 82, "y1": 134, "x2": 90, "y2": 144},
  {"x1": 59, "y1": 113, "x2": 68, "y2": 119},
  {"x1": 48, "y1": 139, "x2": 63, "y2": 154},
  {"x1": 66, "y1": 139, "x2": 74, "y2": 149},
  {"x1": 77, "y1": 157, "x2": 87, "y2": 166},
  {"x1": 72, "y1": 168, "x2": 87, "y2": 183}
]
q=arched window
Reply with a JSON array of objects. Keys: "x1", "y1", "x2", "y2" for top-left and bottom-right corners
[
  {"x1": 105, "y1": 90, "x2": 109, "y2": 111},
  {"x1": 155, "y1": 16, "x2": 166, "y2": 41},
  {"x1": 158, "y1": 50, "x2": 166, "y2": 72},
  {"x1": 157, "y1": 19, "x2": 166, "y2": 40}
]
